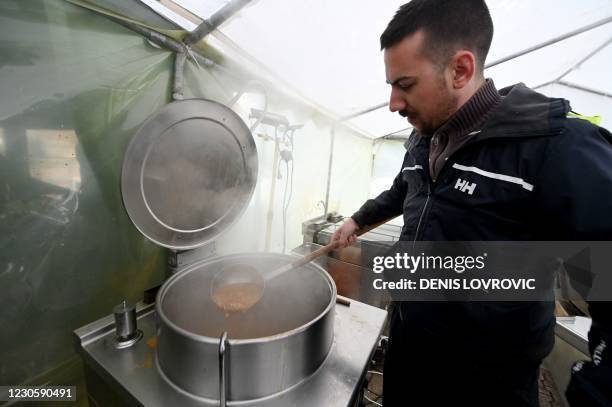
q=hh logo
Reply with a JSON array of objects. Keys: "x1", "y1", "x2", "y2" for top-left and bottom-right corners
[{"x1": 454, "y1": 178, "x2": 477, "y2": 195}]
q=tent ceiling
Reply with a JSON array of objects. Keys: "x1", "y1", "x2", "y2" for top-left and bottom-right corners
[
  {"x1": 487, "y1": 23, "x2": 612, "y2": 90},
  {"x1": 563, "y1": 43, "x2": 612, "y2": 93},
  {"x1": 170, "y1": 0, "x2": 227, "y2": 20},
  {"x1": 89, "y1": 0, "x2": 180, "y2": 28},
  {"x1": 137, "y1": 0, "x2": 612, "y2": 138}
]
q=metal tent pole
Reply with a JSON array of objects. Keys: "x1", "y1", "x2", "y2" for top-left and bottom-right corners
[
  {"x1": 184, "y1": 0, "x2": 253, "y2": 45},
  {"x1": 345, "y1": 16, "x2": 612, "y2": 127},
  {"x1": 485, "y1": 16, "x2": 612, "y2": 69}
]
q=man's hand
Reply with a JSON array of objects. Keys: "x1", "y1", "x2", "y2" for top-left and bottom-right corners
[{"x1": 331, "y1": 218, "x2": 360, "y2": 248}]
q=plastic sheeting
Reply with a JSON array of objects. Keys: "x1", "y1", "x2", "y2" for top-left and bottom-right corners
[
  {"x1": 0, "y1": 0, "x2": 171, "y2": 396},
  {"x1": 204, "y1": 0, "x2": 612, "y2": 137},
  {"x1": 486, "y1": 22, "x2": 612, "y2": 129},
  {"x1": 0, "y1": 0, "x2": 376, "y2": 395},
  {"x1": 4, "y1": 0, "x2": 607, "y2": 396},
  {"x1": 177, "y1": 61, "x2": 374, "y2": 254},
  {"x1": 80, "y1": 0, "x2": 179, "y2": 29}
]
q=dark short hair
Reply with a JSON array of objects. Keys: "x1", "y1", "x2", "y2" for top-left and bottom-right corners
[{"x1": 380, "y1": 0, "x2": 493, "y2": 72}]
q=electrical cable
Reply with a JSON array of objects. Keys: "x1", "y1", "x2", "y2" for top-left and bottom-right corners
[
  {"x1": 284, "y1": 129, "x2": 295, "y2": 212},
  {"x1": 362, "y1": 368, "x2": 383, "y2": 403},
  {"x1": 364, "y1": 387, "x2": 382, "y2": 399},
  {"x1": 281, "y1": 128, "x2": 295, "y2": 253},
  {"x1": 281, "y1": 158, "x2": 290, "y2": 253},
  {"x1": 363, "y1": 394, "x2": 383, "y2": 407}
]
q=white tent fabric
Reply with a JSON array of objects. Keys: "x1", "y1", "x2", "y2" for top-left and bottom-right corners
[{"x1": 156, "y1": 0, "x2": 612, "y2": 137}]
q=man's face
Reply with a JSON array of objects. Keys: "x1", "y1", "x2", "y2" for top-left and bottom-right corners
[{"x1": 384, "y1": 30, "x2": 458, "y2": 135}]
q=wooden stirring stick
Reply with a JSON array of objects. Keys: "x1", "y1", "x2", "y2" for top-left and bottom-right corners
[{"x1": 266, "y1": 217, "x2": 397, "y2": 282}]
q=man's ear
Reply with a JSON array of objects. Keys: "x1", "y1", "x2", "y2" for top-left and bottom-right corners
[{"x1": 450, "y1": 51, "x2": 476, "y2": 89}]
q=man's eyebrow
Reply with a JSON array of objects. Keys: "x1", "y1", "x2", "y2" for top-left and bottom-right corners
[{"x1": 387, "y1": 76, "x2": 415, "y2": 86}]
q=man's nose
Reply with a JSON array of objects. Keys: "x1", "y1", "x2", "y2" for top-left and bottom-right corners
[{"x1": 388, "y1": 88, "x2": 406, "y2": 113}]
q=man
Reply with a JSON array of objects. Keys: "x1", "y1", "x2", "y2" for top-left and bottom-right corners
[{"x1": 332, "y1": 0, "x2": 612, "y2": 406}]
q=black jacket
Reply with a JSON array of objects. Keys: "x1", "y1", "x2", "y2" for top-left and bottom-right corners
[
  {"x1": 352, "y1": 83, "x2": 612, "y2": 402},
  {"x1": 353, "y1": 83, "x2": 612, "y2": 241}
]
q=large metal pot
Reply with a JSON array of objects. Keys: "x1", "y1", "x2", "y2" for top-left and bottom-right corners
[{"x1": 156, "y1": 252, "x2": 336, "y2": 402}]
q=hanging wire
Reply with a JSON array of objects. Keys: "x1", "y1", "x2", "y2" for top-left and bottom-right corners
[
  {"x1": 281, "y1": 128, "x2": 295, "y2": 253},
  {"x1": 184, "y1": 45, "x2": 204, "y2": 72},
  {"x1": 281, "y1": 159, "x2": 289, "y2": 253}
]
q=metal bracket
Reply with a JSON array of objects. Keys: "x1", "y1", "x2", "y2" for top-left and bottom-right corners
[
  {"x1": 167, "y1": 243, "x2": 217, "y2": 274},
  {"x1": 218, "y1": 331, "x2": 229, "y2": 407}
]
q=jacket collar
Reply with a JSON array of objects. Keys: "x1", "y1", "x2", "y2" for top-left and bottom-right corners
[
  {"x1": 479, "y1": 82, "x2": 570, "y2": 138},
  {"x1": 404, "y1": 82, "x2": 571, "y2": 153}
]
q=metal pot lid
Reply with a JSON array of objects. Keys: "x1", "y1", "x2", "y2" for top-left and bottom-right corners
[{"x1": 121, "y1": 99, "x2": 257, "y2": 250}]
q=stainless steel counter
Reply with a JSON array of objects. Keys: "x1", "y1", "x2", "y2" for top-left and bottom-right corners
[{"x1": 75, "y1": 299, "x2": 387, "y2": 406}]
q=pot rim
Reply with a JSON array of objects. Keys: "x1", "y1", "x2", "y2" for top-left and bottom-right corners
[{"x1": 156, "y1": 252, "x2": 337, "y2": 345}]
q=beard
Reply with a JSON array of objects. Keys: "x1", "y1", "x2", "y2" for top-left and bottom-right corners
[{"x1": 405, "y1": 75, "x2": 458, "y2": 136}]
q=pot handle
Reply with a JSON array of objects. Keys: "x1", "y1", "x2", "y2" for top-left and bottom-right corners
[{"x1": 219, "y1": 331, "x2": 229, "y2": 407}]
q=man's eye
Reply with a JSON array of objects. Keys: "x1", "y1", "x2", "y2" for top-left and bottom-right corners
[{"x1": 399, "y1": 83, "x2": 414, "y2": 91}]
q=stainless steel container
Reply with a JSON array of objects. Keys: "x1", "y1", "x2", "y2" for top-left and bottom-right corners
[
  {"x1": 119, "y1": 100, "x2": 337, "y2": 403},
  {"x1": 156, "y1": 252, "x2": 336, "y2": 402}
]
